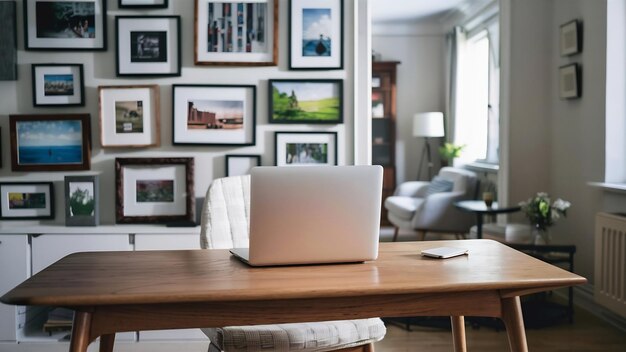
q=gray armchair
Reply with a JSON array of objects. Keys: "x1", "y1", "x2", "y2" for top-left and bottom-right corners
[{"x1": 384, "y1": 167, "x2": 478, "y2": 241}]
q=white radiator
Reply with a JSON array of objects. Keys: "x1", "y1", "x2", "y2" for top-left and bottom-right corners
[{"x1": 594, "y1": 212, "x2": 626, "y2": 318}]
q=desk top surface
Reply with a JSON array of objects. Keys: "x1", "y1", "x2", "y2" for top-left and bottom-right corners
[{"x1": 1, "y1": 240, "x2": 586, "y2": 307}]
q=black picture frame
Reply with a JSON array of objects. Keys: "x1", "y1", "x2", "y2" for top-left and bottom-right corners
[
  {"x1": 225, "y1": 154, "x2": 261, "y2": 177},
  {"x1": 560, "y1": 19, "x2": 582, "y2": 56},
  {"x1": 0, "y1": 1, "x2": 17, "y2": 80},
  {"x1": 115, "y1": 16, "x2": 181, "y2": 77},
  {"x1": 559, "y1": 63, "x2": 581, "y2": 99},
  {"x1": 65, "y1": 175, "x2": 99, "y2": 226},
  {"x1": 274, "y1": 131, "x2": 338, "y2": 166},
  {"x1": 0, "y1": 182, "x2": 55, "y2": 220},
  {"x1": 118, "y1": 0, "x2": 168, "y2": 9},
  {"x1": 269, "y1": 79, "x2": 343, "y2": 124},
  {"x1": 31, "y1": 63, "x2": 85, "y2": 107},
  {"x1": 24, "y1": 0, "x2": 107, "y2": 51}
]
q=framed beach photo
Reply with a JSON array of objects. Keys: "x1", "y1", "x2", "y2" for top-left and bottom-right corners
[
  {"x1": 289, "y1": 0, "x2": 343, "y2": 70},
  {"x1": 274, "y1": 131, "x2": 337, "y2": 166},
  {"x1": 24, "y1": 0, "x2": 107, "y2": 50},
  {"x1": 560, "y1": 19, "x2": 581, "y2": 56},
  {"x1": 116, "y1": 16, "x2": 181, "y2": 77},
  {"x1": 9, "y1": 114, "x2": 91, "y2": 172},
  {"x1": 118, "y1": 0, "x2": 168, "y2": 9},
  {"x1": 225, "y1": 154, "x2": 260, "y2": 176},
  {"x1": 32, "y1": 64, "x2": 84, "y2": 107},
  {"x1": 115, "y1": 157, "x2": 195, "y2": 224},
  {"x1": 559, "y1": 63, "x2": 581, "y2": 99},
  {"x1": 269, "y1": 79, "x2": 343, "y2": 124},
  {"x1": 194, "y1": 0, "x2": 278, "y2": 66},
  {"x1": 64, "y1": 175, "x2": 99, "y2": 226},
  {"x1": 98, "y1": 85, "x2": 160, "y2": 148},
  {"x1": 173, "y1": 84, "x2": 256, "y2": 146},
  {"x1": 0, "y1": 182, "x2": 54, "y2": 220}
]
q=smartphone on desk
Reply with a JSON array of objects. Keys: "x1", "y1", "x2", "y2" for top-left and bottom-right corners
[{"x1": 421, "y1": 247, "x2": 468, "y2": 259}]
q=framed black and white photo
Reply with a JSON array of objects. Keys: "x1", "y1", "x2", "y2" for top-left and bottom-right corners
[
  {"x1": 65, "y1": 175, "x2": 98, "y2": 226},
  {"x1": 0, "y1": 182, "x2": 54, "y2": 220},
  {"x1": 225, "y1": 154, "x2": 260, "y2": 176},
  {"x1": 289, "y1": 0, "x2": 343, "y2": 70},
  {"x1": 32, "y1": 64, "x2": 84, "y2": 107},
  {"x1": 274, "y1": 131, "x2": 337, "y2": 166},
  {"x1": 0, "y1": 1, "x2": 17, "y2": 80},
  {"x1": 98, "y1": 85, "x2": 160, "y2": 148},
  {"x1": 194, "y1": 0, "x2": 278, "y2": 66},
  {"x1": 118, "y1": 0, "x2": 168, "y2": 9},
  {"x1": 24, "y1": 0, "x2": 107, "y2": 50},
  {"x1": 560, "y1": 19, "x2": 581, "y2": 56},
  {"x1": 559, "y1": 63, "x2": 581, "y2": 99},
  {"x1": 173, "y1": 84, "x2": 256, "y2": 146},
  {"x1": 115, "y1": 157, "x2": 195, "y2": 224},
  {"x1": 116, "y1": 16, "x2": 181, "y2": 77},
  {"x1": 269, "y1": 79, "x2": 343, "y2": 124}
]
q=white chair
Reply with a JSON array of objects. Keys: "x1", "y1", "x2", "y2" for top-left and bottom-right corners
[{"x1": 200, "y1": 175, "x2": 386, "y2": 352}]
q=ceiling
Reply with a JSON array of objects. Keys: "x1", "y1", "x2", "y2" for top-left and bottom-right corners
[{"x1": 370, "y1": 0, "x2": 470, "y2": 23}]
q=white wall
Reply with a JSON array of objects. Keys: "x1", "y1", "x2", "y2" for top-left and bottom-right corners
[{"x1": 0, "y1": 0, "x2": 355, "y2": 225}]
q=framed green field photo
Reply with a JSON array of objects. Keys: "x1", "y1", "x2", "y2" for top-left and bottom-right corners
[{"x1": 269, "y1": 79, "x2": 342, "y2": 124}]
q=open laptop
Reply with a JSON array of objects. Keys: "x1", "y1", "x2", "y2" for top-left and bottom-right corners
[{"x1": 230, "y1": 165, "x2": 383, "y2": 266}]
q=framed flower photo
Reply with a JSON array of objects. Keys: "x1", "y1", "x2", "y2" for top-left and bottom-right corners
[
  {"x1": 98, "y1": 85, "x2": 160, "y2": 148},
  {"x1": 115, "y1": 16, "x2": 181, "y2": 77},
  {"x1": 65, "y1": 175, "x2": 99, "y2": 226},
  {"x1": 289, "y1": 0, "x2": 343, "y2": 70},
  {"x1": 225, "y1": 154, "x2": 260, "y2": 176},
  {"x1": 32, "y1": 64, "x2": 84, "y2": 107},
  {"x1": 24, "y1": 0, "x2": 107, "y2": 50},
  {"x1": 560, "y1": 19, "x2": 581, "y2": 56},
  {"x1": 559, "y1": 63, "x2": 581, "y2": 99},
  {"x1": 269, "y1": 79, "x2": 343, "y2": 124},
  {"x1": 115, "y1": 157, "x2": 195, "y2": 224},
  {"x1": 172, "y1": 84, "x2": 256, "y2": 146},
  {"x1": 194, "y1": 0, "x2": 278, "y2": 66},
  {"x1": 9, "y1": 114, "x2": 91, "y2": 172},
  {"x1": 274, "y1": 131, "x2": 337, "y2": 166},
  {"x1": 0, "y1": 182, "x2": 54, "y2": 220},
  {"x1": 118, "y1": 0, "x2": 168, "y2": 9}
]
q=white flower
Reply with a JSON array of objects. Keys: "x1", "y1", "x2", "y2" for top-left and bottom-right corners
[{"x1": 553, "y1": 198, "x2": 571, "y2": 211}]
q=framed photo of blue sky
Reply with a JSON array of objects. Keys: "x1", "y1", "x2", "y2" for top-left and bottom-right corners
[
  {"x1": 274, "y1": 131, "x2": 337, "y2": 166},
  {"x1": 0, "y1": 182, "x2": 54, "y2": 220},
  {"x1": 269, "y1": 79, "x2": 343, "y2": 124},
  {"x1": 289, "y1": 0, "x2": 343, "y2": 70},
  {"x1": 32, "y1": 64, "x2": 84, "y2": 107},
  {"x1": 24, "y1": 0, "x2": 107, "y2": 50},
  {"x1": 9, "y1": 114, "x2": 91, "y2": 172}
]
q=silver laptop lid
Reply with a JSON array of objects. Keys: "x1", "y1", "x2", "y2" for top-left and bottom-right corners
[{"x1": 248, "y1": 165, "x2": 383, "y2": 266}]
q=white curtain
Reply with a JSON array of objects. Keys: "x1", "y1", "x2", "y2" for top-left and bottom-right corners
[{"x1": 444, "y1": 26, "x2": 466, "y2": 160}]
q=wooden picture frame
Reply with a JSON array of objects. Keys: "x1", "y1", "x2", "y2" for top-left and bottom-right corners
[
  {"x1": 0, "y1": 1, "x2": 17, "y2": 80},
  {"x1": 560, "y1": 19, "x2": 582, "y2": 56},
  {"x1": 24, "y1": 0, "x2": 107, "y2": 50},
  {"x1": 289, "y1": 0, "x2": 343, "y2": 70},
  {"x1": 172, "y1": 84, "x2": 256, "y2": 146},
  {"x1": 65, "y1": 175, "x2": 99, "y2": 226},
  {"x1": 116, "y1": 16, "x2": 181, "y2": 77},
  {"x1": 115, "y1": 157, "x2": 195, "y2": 224},
  {"x1": 32, "y1": 63, "x2": 84, "y2": 107},
  {"x1": 0, "y1": 182, "x2": 54, "y2": 220},
  {"x1": 225, "y1": 154, "x2": 260, "y2": 176},
  {"x1": 98, "y1": 84, "x2": 160, "y2": 148},
  {"x1": 118, "y1": 0, "x2": 168, "y2": 9},
  {"x1": 194, "y1": 0, "x2": 278, "y2": 66},
  {"x1": 9, "y1": 114, "x2": 91, "y2": 172},
  {"x1": 559, "y1": 63, "x2": 581, "y2": 99},
  {"x1": 274, "y1": 131, "x2": 337, "y2": 166},
  {"x1": 269, "y1": 79, "x2": 343, "y2": 124}
]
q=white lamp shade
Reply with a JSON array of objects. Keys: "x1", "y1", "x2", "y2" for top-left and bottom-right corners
[{"x1": 413, "y1": 112, "x2": 445, "y2": 137}]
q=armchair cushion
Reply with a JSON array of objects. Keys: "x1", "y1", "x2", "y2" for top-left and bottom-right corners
[
  {"x1": 425, "y1": 176, "x2": 454, "y2": 196},
  {"x1": 384, "y1": 197, "x2": 424, "y2": 221}
]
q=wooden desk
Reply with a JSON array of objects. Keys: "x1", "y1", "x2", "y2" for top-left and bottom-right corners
[{"x1": 0, "y1": 240, "x2": 585, "y2": 352}]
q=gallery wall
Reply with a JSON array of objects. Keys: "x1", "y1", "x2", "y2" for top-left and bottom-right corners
[{"x1": 0, "y1": 0, "x2": 355, "y2": 225}]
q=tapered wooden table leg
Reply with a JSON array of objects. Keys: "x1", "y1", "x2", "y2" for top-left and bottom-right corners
[
  {"x1": 450, "y1": 316, "x2": 467, "y2": 352},
  {"x1": 70, "y1": 311, "x2": 92, "y2": 352},
  {"x1": 100, "y1": 333, "x2": 116, "y2": 352},
  {"x1": 501, "y1": 296, "x2": 529, "y2": 352}
]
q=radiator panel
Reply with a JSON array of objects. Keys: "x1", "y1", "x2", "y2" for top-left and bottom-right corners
[{"x1": 594, "y1": 212, "x2": 626, "y2": 318}]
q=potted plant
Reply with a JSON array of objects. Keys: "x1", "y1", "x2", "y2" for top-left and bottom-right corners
[
  {"x1": 519, "y1": 192, "x2": 571, "y2": 244},
  {"x1": 439, "y1": 143, "x2": 464, "y2": 166}
]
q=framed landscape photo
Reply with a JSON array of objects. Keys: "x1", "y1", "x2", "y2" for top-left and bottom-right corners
[
  {"x1": 274, "y1": 131, "x2": 337, "y2": 166},
  {"x1": 560, "y1": 19, "x2": 581, "y2": 56},
  {"x1": 24, "y1": 0, "x2": 107, "y2": 50},
  {"x1": 116, "y1": 16, "x2": 181, "y2": 77},
  {"x1": 98, "y1": 85, "x2": 160, "y2": 148},
  {"x1": 0, "y1": 182, "x2": 54, "y2": 220},
  {"x1": 225, "y1": 154, "x2": 260, "y2": 176},
  {"x1": 289, "y1": 0, "x2": 343, "y2": 70},
  {"x1": 32, "y1": 63, "x2": 84, "y2": 107},
  {"x1": 115, "y1": 157, "x2": 195, "y2": 224},
  {"x1": 118, "y1": 0, "x2": 168, "y2": 9},
  {"x1": 9, "y1": 114, "x2": 91, "y2": 172},
  {"x1": 269, "y1": 79, "x2": 343, "y2": 124},
  {"x1": 559, "y1": 63, "x2": 581, "y2": 99},
  {"x1": 194, "y1": 0, "x2": 278, "y2": 66},
  {"x1": 64, "y1": 175, "x2": 98, "y2": 226},
  {"x1": 173, "y1": 84, "x2": 256, "y2": 146}
]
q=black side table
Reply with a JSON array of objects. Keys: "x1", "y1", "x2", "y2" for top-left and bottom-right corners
[{"x1": 454, "y1": 200, "x2": 521, "y2": 239}]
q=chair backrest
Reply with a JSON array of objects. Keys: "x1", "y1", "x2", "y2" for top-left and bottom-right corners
[
  {"x1": 437, "y1": 167, "x2": 479, "y2": 199},
  {"x1": 199, "y1": 175, "x2": 251, "y2": 250}
]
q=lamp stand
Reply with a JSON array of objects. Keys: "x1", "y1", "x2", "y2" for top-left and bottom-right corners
[{"x1": 417, "y1": 138, "x2": 434, "y2": 181}]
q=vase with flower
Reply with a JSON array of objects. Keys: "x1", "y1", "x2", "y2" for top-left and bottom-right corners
[{"x1": 519, "y1": 192, "x2": 571, "y2": 245}]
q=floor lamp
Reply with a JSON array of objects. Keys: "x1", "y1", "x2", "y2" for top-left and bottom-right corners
[{"x1": 413, "y1": 112, "x2": 445, "y2": 181}]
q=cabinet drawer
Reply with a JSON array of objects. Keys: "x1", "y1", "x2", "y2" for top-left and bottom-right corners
[
  {"x1": 0, "y1": 235, "x2": 29, "y2": 342},
  {"x1": 139, "y1": 329, "x2": 208, "y2": 341},
  {"x1": 134, "y1": 234, "x2": 201, "y2": 251}
]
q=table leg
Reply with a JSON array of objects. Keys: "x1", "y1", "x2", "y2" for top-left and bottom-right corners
[
  {"x1": 100, "y1": 334, "x2": 116, "y2": 352},
  {"x1": 501, "y1": 296, "x2": 528, "y2": 352},
  {"x1": 450, "y1": 316, "x2": 467, "y2": 352},
  {"x1": 476, "y1": 214, "x2": 483, "y2": 239},
  {"x1": 69, "y1": 311, "x2": 92, "y2": 352}
]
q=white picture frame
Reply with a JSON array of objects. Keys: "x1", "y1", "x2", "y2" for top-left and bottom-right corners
[
  {"x1": 560, "y1": 19, "x2": 581, "y2": 56},
  {"x1": 274, "y1": 131, "x2": 337, "y2": 166},
  {"x1": 559, "y1": 63, "x2": 581, "y2": 99},
  {"x1": 225, "y1": 154, "x2": 261, "y2": 176},
  {"x1": 0, "y1": 182, "x2": 54, "y2": 220}
]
